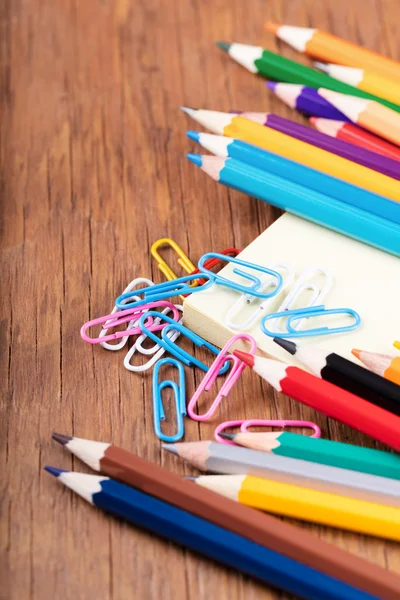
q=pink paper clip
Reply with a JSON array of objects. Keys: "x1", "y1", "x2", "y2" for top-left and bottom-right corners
[
  {"x1": 80, "y1": 301, "x2": 180, "y2": 344},
  {"x1": 187, "y1": 334, "x2": 257, "y2": 422},
  {"x1": 215, "y1": 419, "x2": 321, "y2": 445}
]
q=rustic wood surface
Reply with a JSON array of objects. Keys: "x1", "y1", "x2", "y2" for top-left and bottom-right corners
[{"x1": 1, "y1": 0, "x2": 400, "y2": 598}]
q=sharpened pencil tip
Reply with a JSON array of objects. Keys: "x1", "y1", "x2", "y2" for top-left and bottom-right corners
[
  {"x1": 186, "y1": 130, "x2": 200, "y2": 143},
  {"x1": 187, "y1": 153, "x2": 203, "y2": 167},
  {"x1": 52, "y1": 432, "x2": 73, "y2": 446},
  {"x1": 266, "y1": 81, "x2": 277, "y2": 92},
  {"x1": 219, "y1": 433, "x2": 235, "y2": 441},
  {"x1": 352, "y1": 349, "x2": 362, "y2": 360},
  {"x1": 233, "y1": 350, "x2": 255, "y2": 368},
  {"x1": 216, "y1": 41, "x2": 231, "y2": 52},
  {"x1": 313, "y1": 62, "x2": 328, "y2": 73},
  {"x1": 185, "y1": 476, "x2": 198, "y2": 481},
  {"x1": 309, "y1": 117, "x2": 317, "y2": 126},
  {"x1": 180, "y1": 106, "x2": 198, "y2": 117},
  {"x1": 264, "y1": 22, "x2": 280, "y2": 34},
  {"x1": 273, "y1": 338, "x2": 297, "y2": 355},
  {"x1": 44, "y1": 466, "x2": 67, "y2": 477},
  {"x1": 162, "y1": 444, "x2": 179, "y2": 455}
]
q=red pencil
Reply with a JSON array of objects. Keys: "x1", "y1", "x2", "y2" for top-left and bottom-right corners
[
  {"x1": 233, "y1": 351, "x2": 400, "y2": 452},
  {"x1": 310, "y1": 117, "x2": 400, "y2": 162}
]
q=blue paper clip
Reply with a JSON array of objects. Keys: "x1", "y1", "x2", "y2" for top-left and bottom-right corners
[
  {"x1": 139, "y1": 311, "x2": 230, "y2": 373},
  {"x1": 198, "y1": 252, "x2": 283, "y2": 298},
  {"x1": 115, "y1": 273, "x2": 215, "y2": 310},
  {"x1": 152, "y1": 358, "x2": 186, "y2": 443},
  {"x1": 261, "y1": 305, "x2": 361, "y2": 338}
]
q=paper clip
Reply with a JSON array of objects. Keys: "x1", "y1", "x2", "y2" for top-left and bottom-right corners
[
  {"x1": 225, "y1": 265, "x2": 294, "y2": 331},
  {"x1": 115, "y1": 273, "x2": 215, "y2": 310},
  {"x1": 100, "y1": 277, "x2": 155, "y2": 351},
  {"x1": 151, "y1": 238, "x2": 196, "y2": 281},
  {"x1": 261, "y1": 305, "x2": 361, "y2": 338},
  {"x1": 187, "y1": 334, "x2": 257, "y2": 421},
  {"x1": 190, "y1": 248, "x2": 241, "y2": 285},
  {"x1": 215, "y1": 419, "x2": 321, "y2": 445},
  {"x1": 80, "y1": 301, "x2": 180, "y2": 344},
  {"x1": 124, "y1": 306, "x2": 183, "y2": 373},
  {"x1": 394, "y1": 341, "x2": 400, "y2": 351},
  {"x1": 152, "y1": 358, "x2": 186, "y2": 443},
  {"x1": 138, "y1": 311, "x2": 230, "y2": 373},
  {"x1": 198, "y1": 252, "x2": 283, "y2": 298}
]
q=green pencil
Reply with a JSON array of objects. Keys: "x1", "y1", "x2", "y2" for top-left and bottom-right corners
[
  {"x1": 217, "y1": 42, "x2": 400, "y2": 114},
  {"x1": 220, "y1": 431, "x2": 400, "y2": 480}
]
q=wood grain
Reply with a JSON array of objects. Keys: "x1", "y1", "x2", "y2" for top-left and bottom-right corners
[{"x1": 1, "y1": 0, "x2": 399, "y2": 598}]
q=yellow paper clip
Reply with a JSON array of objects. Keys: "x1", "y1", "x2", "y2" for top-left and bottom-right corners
[
  {"x1": 394, "y1": 341, "x2": 400, "y2": 351},
  {"x1": 151, "y1": 237, "x2": 197, "y2": 291}
]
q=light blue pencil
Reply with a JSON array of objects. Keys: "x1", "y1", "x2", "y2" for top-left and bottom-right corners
[
  {"x1": 187, "y1": 154, "x2": 400, "y2": 257},
  {"x1": 187, "y1": 131, "x2": 400, "y2": 227}
]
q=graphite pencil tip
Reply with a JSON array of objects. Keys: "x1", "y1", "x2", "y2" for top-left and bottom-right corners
[
  {"x1": 219, "y1": 432, "x2": 235, "y2": 441},
  {"x1": 44, "y1": 466, "x2": 67, "y2": 477},
  {"x1": 265, "y1": 81, "x2": 277, "y2": 92},
  {"x1": 352, "y1": 349, "x2": 362, "y2": 360},
  {"x1": 186, "y1": 130, "x2": 200, "y2": 142},
  {"x1": 162, "y1": 444, "x2": 179, "y2": 455},
  {"x1": 273, "y1": 338, "x2": 297, "y2": 355},
  {"x1": 187, "y1": 153, "x2": 203, "y2": 167},
  {"x1": 313, "y1": 61, "x2": 329, "y2": 73},
  {"x1": 233, "y1": 350, "x2": 255, "y2": 368},
  {"x1": 264, "y1": 22, "x2": 280, "y2": 34},
  {"x1": 216, "y1": 41, "x2": 231, "y2": 53},
  {"x1": 52, "y1": 432, "x2": 73, "y2": 446}
]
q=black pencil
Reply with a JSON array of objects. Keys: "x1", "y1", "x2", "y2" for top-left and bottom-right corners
[{"x1": 273, "y1": 339, "x2": 400, "y2": 415}]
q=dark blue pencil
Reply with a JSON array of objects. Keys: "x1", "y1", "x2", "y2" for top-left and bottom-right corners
[{"x1": 45, "y1": 467, "x2": 378, "y2": 600}]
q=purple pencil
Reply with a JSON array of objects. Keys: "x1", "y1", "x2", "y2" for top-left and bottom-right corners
[
  {"x1": 240, "y1": 111, "x2": 400, "y2": 181},
  {"x1": 267, "y1": 82, "x2": 350, "y2": 121}
]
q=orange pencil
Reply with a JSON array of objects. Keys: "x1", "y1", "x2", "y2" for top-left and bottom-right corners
[
  {"x1": 265, "y1": 23, "x2": 400, "y2": 82},
  {"x1": 352, "y1": 350, "x2": 400, "y2": 386}
]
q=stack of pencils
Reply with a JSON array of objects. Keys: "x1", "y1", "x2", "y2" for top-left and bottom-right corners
[
  {"x1": 183, "y1": 26, "x2": 400, "y2": 256},
  {"x1": 45, "y1": 433, "x2": 400, "y2": 599}
]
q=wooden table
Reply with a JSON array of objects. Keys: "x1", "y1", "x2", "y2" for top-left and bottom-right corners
[{"x1": 2, "y1": 0, "x2": 399, "y2": 598}]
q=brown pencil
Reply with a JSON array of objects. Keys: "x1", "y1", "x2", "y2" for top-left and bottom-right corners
[{"x1": 52, "y1": 433, "x2": 400, "y2": 599}]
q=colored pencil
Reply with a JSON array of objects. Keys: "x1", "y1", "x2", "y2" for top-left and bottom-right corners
[
  {"x1": 191, "y1": 474, "x2": 400, "y2": 541},
  {"x1": 51, "y1": 435, "x2": 397, "y2": 597},
  {"x1": 163, "y1": 441, "x2": 400, "y2": 507},
  {"x1": 273, "y1": 338, "x2": 400, "y2": 415},
  {"x1": 310, "y1": 118, "x2": 400, "y2": 162},
  {"x1": 267, "y1": 82, "x2": 349, "y2": 120},
  {"x1": 45, "y1": 467, "x2": 377, "y2": 600},
  {"x1": 187, "y1": 131, "x2": 400, "y2": 226},
  {"x1": 352, "y1": 350, "x2": 400, "y2": 386},
  {"x1": 395, "y1": 341, "x2": 400, "y2": 351},
  {"x1": 314, "y1": 63, "x2": 400, "y2": 106},
  {"x1": 217, "y1": 42, "x2": 400, "y2": 113},
  {"x1": 232, "y1": 351, "x2": 400, "y2": 451},
  {"x1": 181, "y1": 108, "x2": 400, "y2": 202},
  {"x1": 239, "y1": 111, "x2": 400, "y2": 180},
  {"x1": 319, "y1": 89, "x2": 400, "y2": 146},
  {"x1": 187, "y1": 153, "x2": 400, "y2": 257},
  {"x1": 219, "y1": 430, "x2": 400, "y2": 480},
  {"x1": 265, "y1": 23, "x2": 400, "y2": 82}
]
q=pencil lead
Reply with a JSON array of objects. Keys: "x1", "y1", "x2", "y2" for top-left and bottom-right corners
[
  {"x1": 186, "y1": 131, "x2": 200, "y2": 142},
  {"x1": 309, "y1": 116, "x2": 318, "y2": 126},
  {"x1": 180, "y1": 106, "x2": 198, "y2": 117},
  {"x1": 352, "y1": 349, "x2": 362, "y2": 360},
  {"x1": 265, "y1": 81, "x2": 277, "y2": 92},
  {"x1": 185, "y1": 476, "x2": 198, "y2": 481},
  {"x1": 216, "y1": 41, "x2": 231, "y2": 53},
  {"x1": 52, "y1": 432, "x2": 73, "y2": 446},
  {"x1": 44, "y1": 466, "x2": 67, "y2": 477},
  {"x1": 233, "y1": 350, "x2": 255, "y2": 368},
  {"x1": 218, "y1": 432, "x2": 235, "y2": 441},
  {"x1": 264, "y1": 22, "x2": 280, "y2": 34},
  {"x1": 162, "y1": 444, "x2": 179, "y2": 455},
  {"x1": 273, "y1": 338, "x2": 297, "y2": 355},
  {"x1": 187, "y1": 153, "x2": 203, "y2": 167},
  {"x1": 313, "y1": 62, "x2": 329, "y2": 73}
]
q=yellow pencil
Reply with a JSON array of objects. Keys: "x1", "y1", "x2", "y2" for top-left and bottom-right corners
[
  {"x1": 394, "y1": 341, "x2": 400, "y2": 351},
  {"x1": 319, "y1": 89, "x2": 400, "y2": 147},
  {"x1": 315, "y1": 63, "x2": 400, "y2": 106},
  {"x1": 181, "y1": 108, "x2": 400, "y2": 202},
  {"x1": 192, "y1": 474, "x2": 400, "y2": 541}
]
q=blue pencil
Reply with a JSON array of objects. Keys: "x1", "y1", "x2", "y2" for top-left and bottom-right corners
[
  {"x1": 45, "y1": 467, "x2": 377, "y2": 600},
  {"x1": 187, "y1": 154, "x2": 400, "y2": 257},
  {"x1": 187, "y1": 132, "x2": 400, "y2": 226}
]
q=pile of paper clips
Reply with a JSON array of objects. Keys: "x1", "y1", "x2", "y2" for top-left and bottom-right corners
[{"x1": 80, "y1": 238, "x2": 361, "y2": 443}]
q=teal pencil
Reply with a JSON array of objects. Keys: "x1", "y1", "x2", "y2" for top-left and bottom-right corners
[
  {"x1": 187, "y1": 154, "x2": 400, "y2": 257},
  {"x1": 221, "y1": 431, "x2": 400, "y2": 480}
]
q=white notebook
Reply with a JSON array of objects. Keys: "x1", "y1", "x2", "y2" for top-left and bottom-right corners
[{"x1": 183, "y1": 213, "x2": 400, "y2": 365}]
